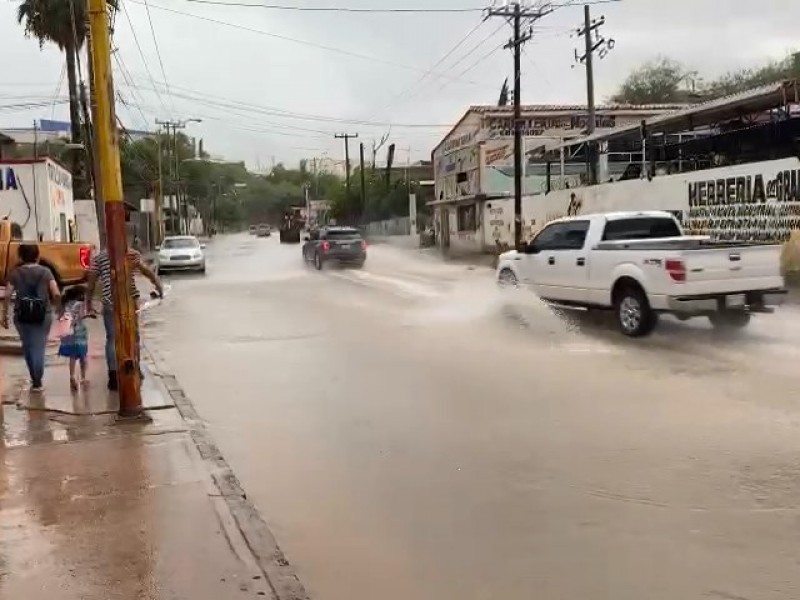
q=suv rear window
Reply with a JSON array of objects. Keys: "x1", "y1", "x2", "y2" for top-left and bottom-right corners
[
  {"x1": 602, "y1": 217, "x2": 681, "y2": 241},
  {"x1": 325, "y1": 229, "x2": 361, "y2": 240}
]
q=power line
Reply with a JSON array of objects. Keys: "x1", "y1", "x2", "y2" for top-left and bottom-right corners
[
  {"x1": 138, "y1": 0, "x2": 175, "y2": 112},
  {"x1": 49, "y1": 64, "x2": 66, "y2": 119},
  {"x1": 124, "y1": 0, "x2": 486, "y2": 85},
  {"x1": 112, "y1": 52, "x2": 152, "y2": 130},
  {"x1": 120, "y1": 1, "x2": 169, "y2": 113},
  {"x1": 365, "y1": 18, "x2": 489, "y2": 123},
  {"x1": 423, "y1": 22, "x2": 508, "y2": 99},
  {"x1": 178, "y1": 0, "x2": 621, "y2": 9},
  {"x1": 180, "y1": 0, "x2": 484, "y2": 11},
  {"x1": 120, "y1": 76, "x2": 456, "y2": 127}
]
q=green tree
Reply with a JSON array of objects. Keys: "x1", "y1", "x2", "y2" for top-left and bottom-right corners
[
  {"x1": 610, "y1": 57, "x2": 691, "y2": 104},
  {"x1": 706, "y1": 54, "x2": 798, "y2": 98},
  {"x1": 17, "y1": 0, "x2": 116, "y2": 200}
]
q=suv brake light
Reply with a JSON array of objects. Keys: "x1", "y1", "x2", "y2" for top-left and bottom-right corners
[
  {"x1": 665, "y1": 258, "x2": 686, "y2": 283},
  {"x1": 79, "y1": 246, "x2": 91, "y2": 270},
  {"x1": 321, "y1": 240, "x2": 331, "y2": 252}
]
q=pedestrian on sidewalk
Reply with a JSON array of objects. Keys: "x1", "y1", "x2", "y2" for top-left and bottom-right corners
[
  {"x1": 57, "y1": 285, "x2": 89, "y2": 391},
  {"x1": 0, "y1": 244, "x2": 61, "y2": 392},
  {"x1": 85, "y1": 247, "x2": 162, "y2": 391}
]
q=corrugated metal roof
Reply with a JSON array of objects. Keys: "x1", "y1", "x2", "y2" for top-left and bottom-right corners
[
  {"x1": 553, "y1": 79, "x2": 800, "y2": 150},
  {"x1": 469, "y1": 103, "x2": 687, "y2": 113}
]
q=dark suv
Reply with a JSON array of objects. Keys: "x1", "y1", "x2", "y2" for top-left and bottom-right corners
[{"x1": 302, "y1": 227, "x2": 366, "y2": 270}]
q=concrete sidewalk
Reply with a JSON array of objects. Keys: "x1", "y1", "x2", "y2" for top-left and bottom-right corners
[{"x1": 0, "y1": 320, "x2": 308, "y2": 600}]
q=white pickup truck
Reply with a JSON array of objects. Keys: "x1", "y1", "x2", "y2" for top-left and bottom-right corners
[{"x1": 496, "y1": 211, "x2": 787, "y2": 336}]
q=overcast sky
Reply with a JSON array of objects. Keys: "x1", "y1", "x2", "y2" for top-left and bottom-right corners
[{"x1": 1, "y1": 0, "x2": 797, "y2": 169}]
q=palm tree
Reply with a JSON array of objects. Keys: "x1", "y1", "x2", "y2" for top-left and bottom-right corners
[{"x1": 17, "y1": 0, "x2": 88, "y2": 146}]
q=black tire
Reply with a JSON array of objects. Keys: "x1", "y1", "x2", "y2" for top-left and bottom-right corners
[
  {"x1": 314, "y1": 253, "x2": 324, "y2": 271},
  {"x1": 614, "y1": 285, "x2": 657, "y2": 337},
  {"x1": 497, "y1": 268, "x2": 518, "y2": 287},
  {"x1": 709, "y1": 310, "x2": 751, "y2": 329}
]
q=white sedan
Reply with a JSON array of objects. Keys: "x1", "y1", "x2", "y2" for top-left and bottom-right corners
[{"x1": 156, "y1": 236, "x2": 206, "y2": 275}]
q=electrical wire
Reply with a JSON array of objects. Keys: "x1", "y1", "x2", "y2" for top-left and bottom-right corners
[
  {"x1": 178, "y1": 0, "x2": 620, "y2": 9},
  {"x1": 112, "y1": 50, "x2": 152, "y2": 130},
  {"x1": 124, "y1": 0, "x2": 485, "y2": 85},
  {"x1": 363, "y1": 18, "x2": 490, "y2": 123},
  {"x1": 180, "y1": 0, "x2": 484, "y2": 12},
  {"x1": 49, "y1": 65, "x2": 66, "y2": 119},
  {"x1": 120, "y1": 76, "x2": 456, "y2": 128},
  {"x1": 139, "y1": 0, "x2": 176, "y2": 113},
  {"x1": 120, "y1": 1, "x2": 169, "y2": 113}
]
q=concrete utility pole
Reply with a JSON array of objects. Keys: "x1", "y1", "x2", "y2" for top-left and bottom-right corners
[
  {"x1": 335, "y1": 133, "x2": 358, "y2": 196},
  {"x1": 487, "y1": 1, "x2": 552, "y2": 251},
  {"x1": 575, "y1": 6, "x2": 614, "y2": 185},
  {"x1": 87, "y1": 0, "x2": 142, "y2": 415}
]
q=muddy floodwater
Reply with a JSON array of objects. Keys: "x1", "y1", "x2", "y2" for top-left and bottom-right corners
[{"x1": 145, "y1": 234, "x2": 800, "y2": 600}]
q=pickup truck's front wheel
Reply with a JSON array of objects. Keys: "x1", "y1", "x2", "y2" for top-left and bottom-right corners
[
  {"x1": 708, "y1": 310, "x2": 751, "y2": 330},
  {"x1": 497, "y1": 268, "x2": 518, "y2": 287},
  {"x1": 614, "y1": 286, "x2": 657, "y2": 337}
]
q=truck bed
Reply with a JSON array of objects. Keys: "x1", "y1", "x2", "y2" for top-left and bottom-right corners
[{"x1": 594, "y1": 236, "x2": 776, "y2": 251}]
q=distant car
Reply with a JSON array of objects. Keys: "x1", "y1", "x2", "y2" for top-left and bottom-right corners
[
  {"x1": 256, "y1": 224, "x2": 271, "y2": 237},
  {"x1": 156, "y1": 236, "x2": 206, "y2": 275},
  {"x1": 302, "y1": 226, "x2": 366, "y2": 270},
  {"x1": 249, "y1": 225, "x2": 257, "y2": 235}
]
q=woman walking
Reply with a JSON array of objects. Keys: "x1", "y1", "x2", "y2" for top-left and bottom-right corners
[{"x1": 1, "y1": 244, "x2": 61, "y2": 392}]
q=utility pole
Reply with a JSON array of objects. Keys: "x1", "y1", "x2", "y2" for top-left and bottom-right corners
[
  {"x1": 575, "y1": 6, "x2": 614, "y2": 185},
  {"x1": 156, "y1": 118, "x2": 202, "y2": 234},
  {"x1": 335, "y1": 133, "x2": 358, "y2": 196},
  {"x1": 87, "y1": 0, "x2": 142, "y2": 415},
  {"x1": 156, "y1": 133, "x2": 164, "y2": 243},
  {"x1": 488, "y1": 1, "x2": 551, "y2": 251},
  {"x1": 359, "y1": 142, "x2": 366, "y2": 221}
]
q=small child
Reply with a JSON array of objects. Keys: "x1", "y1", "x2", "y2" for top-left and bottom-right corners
[{"x1": 58, "y1": 285, "x2": 89, "y2": 390}]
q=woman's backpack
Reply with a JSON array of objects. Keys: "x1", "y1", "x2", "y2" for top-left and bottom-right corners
[{"x1": 16, "y1": 271, "x2": 48, "y2": 324}]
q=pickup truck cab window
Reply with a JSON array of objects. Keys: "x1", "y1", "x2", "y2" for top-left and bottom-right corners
[
  {"x1": 602, "y1": 217, "x2": 681, "y2": 241},
  {"x1": 530, "y1": 220, "x2": 589, "y2": 252}
]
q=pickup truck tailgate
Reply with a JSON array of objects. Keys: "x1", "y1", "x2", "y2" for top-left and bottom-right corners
[{"x1": 681, "y1": 245, "x2": 783, "y2": 294}]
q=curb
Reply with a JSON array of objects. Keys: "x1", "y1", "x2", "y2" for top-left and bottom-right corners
[{"x1": 143, "y1": 344, "x2": 310, "y2": 600}]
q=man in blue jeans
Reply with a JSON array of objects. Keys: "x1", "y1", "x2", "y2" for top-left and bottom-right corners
[{"x1": 85, "y1": 247, "x2": 162, "y2": 391}]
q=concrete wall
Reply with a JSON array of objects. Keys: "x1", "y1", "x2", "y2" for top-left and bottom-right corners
[
  {"x1": 521, "y1": 156, "x2": 800, "y2": 243},
  {"x1": 435, "y1": 156, "x2": 800, "y2": 264},
  {"x1": 365, "y1": 217, "x2": 411, "y2": 237}
]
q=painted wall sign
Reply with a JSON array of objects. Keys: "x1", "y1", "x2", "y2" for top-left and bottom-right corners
[
  {"x1": 0, "y1": 167, "x2": 18, "y2": 191},
  {"x1": 522, "y1": 157, "x2": 800, "y2": 244}
]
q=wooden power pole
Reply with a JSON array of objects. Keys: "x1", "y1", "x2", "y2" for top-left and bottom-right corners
[
  {"x1": 335, "y1": 133, "x2": 358, "y2": 196},
  {"x1": 87, "y1": 0, "x2": 142, "y2": 415},
  {"x1": 487, "y1": 1, "x2": 552, "y2": 250},
  {"x1": 575, "y1": 5, "x2": 613, "y2": 185}
]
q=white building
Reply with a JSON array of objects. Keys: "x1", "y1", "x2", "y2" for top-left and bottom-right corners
[
  {"x1": 0, "y1": 157, "x2": 79, "y2": 242},
  {"x1": 431, "y1": 104, "x2": 682, "y2": 255}
]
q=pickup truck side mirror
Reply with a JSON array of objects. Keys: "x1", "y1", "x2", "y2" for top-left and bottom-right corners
[
  {"x1": 523, "y1": 242, "x2": 540, "y2": 254},
  {"x1": 304, "y1": 235, "x2": 311, "y2": 242}
]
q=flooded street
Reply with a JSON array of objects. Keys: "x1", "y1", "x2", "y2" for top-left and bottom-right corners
[{"x1": 146, "y1": 234, "x2": 800, "y2": 600}]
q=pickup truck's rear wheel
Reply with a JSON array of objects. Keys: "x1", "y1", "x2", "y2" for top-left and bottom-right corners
[
  {"x1": 614, "y1": 286, "x2": 657, "y2": 337},
  {"x1": 709, "y1": 310, "x2": 751, "y2": 329}
]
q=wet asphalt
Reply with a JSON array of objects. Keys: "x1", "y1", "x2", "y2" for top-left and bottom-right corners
[{"x1": 144, "y1": 233, "x2": 800, "y2": 600}]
